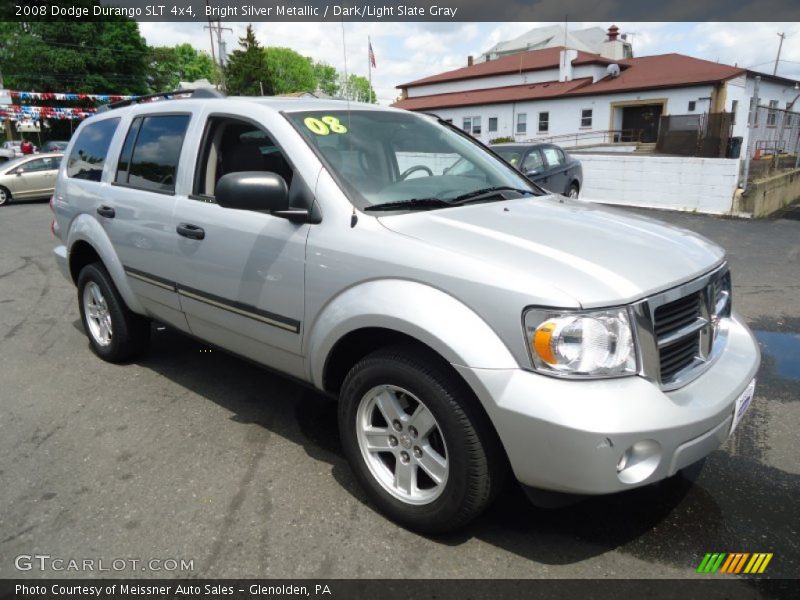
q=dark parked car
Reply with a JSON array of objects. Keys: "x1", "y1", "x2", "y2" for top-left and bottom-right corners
[{"x1": 491, "y1": 143, "x2": 583, "y2": 198}]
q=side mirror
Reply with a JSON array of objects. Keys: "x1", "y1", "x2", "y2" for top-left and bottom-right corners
[
  {"x1": 14, "y1": 168, "x2": 24, "y2": 175},
  {"x1": 216, "y1": 171, "x2": 290, "y2": 213}
]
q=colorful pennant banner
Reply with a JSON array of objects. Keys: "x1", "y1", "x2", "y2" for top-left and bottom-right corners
[
  {"x1": 7, "y1": 90, "x2": 135, "y2": 103},
  {"x1": 0, "y1": 105, "x2": 98, "y2": 121}
]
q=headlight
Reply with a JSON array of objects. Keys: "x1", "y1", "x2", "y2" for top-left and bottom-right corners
[{"x1": 524, "y1": 307, "x2": 637, "y2": 378}]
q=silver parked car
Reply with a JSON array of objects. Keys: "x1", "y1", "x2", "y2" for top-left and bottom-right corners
[
  {"x1": 51, "y1": 92, "x2": 760, "y2": 533},
  {"x1": 0, "y1": 153, "x2": 62, "y2": 206},
  {"x1": 1, "y1": 140, "x2": 23, "y2": 158}
]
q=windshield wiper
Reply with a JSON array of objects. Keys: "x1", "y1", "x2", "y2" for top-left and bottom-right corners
[
  {"x1": 364, "y1": 198, "x2": 453, "y2": 212},
  {"x1": 449, "y1": 186, "x2": 535, "y2": 204}
]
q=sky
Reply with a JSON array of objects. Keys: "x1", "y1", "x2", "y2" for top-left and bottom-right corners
[{"x1": 138, "y1": 21, "x2": 800, "y2": 104}]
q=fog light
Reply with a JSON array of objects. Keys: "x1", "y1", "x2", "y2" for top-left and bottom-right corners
[{"x1": 616, "y1": 440, "x2": 662, "y2": 485}]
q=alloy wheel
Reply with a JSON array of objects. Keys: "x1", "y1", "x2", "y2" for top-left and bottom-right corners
[
  {"x1": 83, "y1": 281, "x2": 113, "y2": 346},
  {"x1": 355, "y1": 384, "x2": 449, "y2": 505}
]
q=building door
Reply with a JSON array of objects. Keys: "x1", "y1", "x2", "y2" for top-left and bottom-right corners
[{"x1": 622, "y1": 105, "x2": 663, "y2": 143}]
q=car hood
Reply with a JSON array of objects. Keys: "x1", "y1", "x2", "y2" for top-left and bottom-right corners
[{"x1": 377, "y1": 196, "x2": 725, "y2": 307}]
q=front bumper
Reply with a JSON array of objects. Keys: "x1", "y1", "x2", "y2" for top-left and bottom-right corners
[{"x1": 455, "y1": 313, "x2": 760, "y2": 495}]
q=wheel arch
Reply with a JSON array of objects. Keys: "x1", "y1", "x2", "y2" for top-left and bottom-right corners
[
  {"x1": 66, "y1": 214, "x2": 146, "y2": 314},
  {"x1": 308, "y1": 279, "x2": 518, "y2": 392}
]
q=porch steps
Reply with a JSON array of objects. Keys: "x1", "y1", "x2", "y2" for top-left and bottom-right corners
[{"x1": 634, "y1": 142, "x2": 657, "y2": 154}]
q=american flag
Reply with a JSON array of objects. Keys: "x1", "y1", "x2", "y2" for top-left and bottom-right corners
[{"x1": 368, "y1": 41, "x2": 377, "y2": 68}]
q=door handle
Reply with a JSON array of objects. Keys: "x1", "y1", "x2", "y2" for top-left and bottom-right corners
[
  {"x1": 176, "y1": 223, "x2": 205, "y2": 240},
  {"x1": 96, "y1": 205, "x2": 115, "y2": 218}
]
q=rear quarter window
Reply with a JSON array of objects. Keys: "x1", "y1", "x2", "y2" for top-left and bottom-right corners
[{"x1": 66, "y1": 118, "x2": 120, "y2": 181}]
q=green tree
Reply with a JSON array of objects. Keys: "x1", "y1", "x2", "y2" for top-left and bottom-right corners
[
  {"x1": 224, "y1": 24, "x2": 271, "y2": 96},
  {"x1": 265, "y1": 47, "x2": 316, "y2": 95},
  {"x1": 341, "y1": 74, "x2": 377, "y2": 103},
  {"x1": 0, "y1": 8, "x2": 148, "y2": 95},
  {"x1": 0, "y1": 4, "x2": 148, "y2": 141},
  {"x1": 312, "y1": 62, "x2": 340, "y2": 97},
  {"x1": 148, "y1": 44, "x2": 216, "y2": 92}
]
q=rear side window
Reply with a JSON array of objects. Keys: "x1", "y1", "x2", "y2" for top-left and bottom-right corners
[
  {"x1": 67, "y1": 118, "x2": 120, "y2": 181},
  {"x1": 116, "y1": 114, "x2": 190, "y2": 194},
  {"x1": 542, "y1": 147, "x2": 565, "y2": 167}
]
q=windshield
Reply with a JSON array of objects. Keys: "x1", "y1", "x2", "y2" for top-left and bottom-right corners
[{"x1": 286, "y1": 110, "x2": 540, "y2": 210}]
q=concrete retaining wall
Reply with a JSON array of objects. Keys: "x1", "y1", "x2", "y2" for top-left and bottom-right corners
[
  {"x1": 739, "y1": 169, "x2": 800, "y2": 217},
  {"x1": 578, "y1": 154, "x2": 740, "y2": 214}
]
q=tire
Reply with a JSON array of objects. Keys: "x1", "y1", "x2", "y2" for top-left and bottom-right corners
[
  {"x1": 338, "y1": 346, "x2": 506, "y2": 534},
  {"x1": 567, "y1": 182, "x2": 580, "y2": 199},
  {"x1": 77, "y1": 262, "x2": 150, "y2": 362},
  {"x1": 0, "y1": 186, "x2": 11, "y2": 206}
]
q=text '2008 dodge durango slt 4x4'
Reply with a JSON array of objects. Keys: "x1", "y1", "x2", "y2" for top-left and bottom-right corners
[{"x1": 51, "y1": 91, "x2": 760, "y2": 533}]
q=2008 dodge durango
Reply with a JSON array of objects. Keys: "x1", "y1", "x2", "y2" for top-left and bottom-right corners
[{"x1": 51, "y1": 91, "x2": 760, "y2": 533}]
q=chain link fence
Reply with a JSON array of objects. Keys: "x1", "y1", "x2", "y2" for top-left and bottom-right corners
[{"x1": 744, "y1": 105, "x2": 800, "y2": 181}]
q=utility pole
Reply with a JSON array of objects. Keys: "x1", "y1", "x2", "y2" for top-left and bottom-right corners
[
  {"x1": 774, "y1": 32, "x2": 786, "y2": 76},
  {"x1": 203, "y1": 1, "x2": 232, "y2": 92},
  {"x1": 204, "y1": 2, "x2": 218, "y2": 88}
]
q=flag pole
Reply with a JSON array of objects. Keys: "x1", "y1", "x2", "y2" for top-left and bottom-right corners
[{"x1": 368, "y1": 35, "x2": 372, "y2": 100}]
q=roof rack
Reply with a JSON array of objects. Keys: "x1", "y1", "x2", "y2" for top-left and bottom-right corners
[{"x1": 97, "y1": 88, "x2": 225, "y2": 112}]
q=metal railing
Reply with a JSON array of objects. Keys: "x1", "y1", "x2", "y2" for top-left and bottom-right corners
[
  {"x1": 520, "y1": 129, "x2": 642, "y2": 147},
  {"x1": 744, "y1": 105, "x2": 800, "y2": 181}
]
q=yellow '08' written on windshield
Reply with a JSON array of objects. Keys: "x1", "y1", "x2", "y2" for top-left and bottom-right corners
[{"x1": 303, "y1": 116, "x2": 348, "y2": 135}]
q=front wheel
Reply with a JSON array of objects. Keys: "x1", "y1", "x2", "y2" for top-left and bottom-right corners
[
  {"x1": 77, "y1": 262, "x2": 150, "y2": 362},
  {"x1": 567, "y1": 183, "x2": 580, "y2": 198},
  {"x1": 338, "y1": 346, "x2": 505, "y2": 534},
  {"x1": 0, "y1": 186, "x2": 11, "y2": 206}
]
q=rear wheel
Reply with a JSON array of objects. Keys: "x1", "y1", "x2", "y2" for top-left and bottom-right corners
[
  {"x1": 0, "y1": 186, "x2": 11, "y2": 206},
  {"x1": 77, "y1": 262, "x2": 150, "y2": 362},
  {"x1": 338, "y1": 346, "x2": 505, "y2": 534}
]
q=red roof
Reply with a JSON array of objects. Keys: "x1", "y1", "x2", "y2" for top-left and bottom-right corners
[
  {"x1": 572, "y1": 53, "x2": 745, "y2": 95},
  {"x1": 393, "y1": 78, "x2": 593, "y2": 111},
  {"x1": 398, "y1": 47, "x2": 613, "y2": 88},
  {"x1": 393, "y1": 52, "x2": 747, "y2": 110}
]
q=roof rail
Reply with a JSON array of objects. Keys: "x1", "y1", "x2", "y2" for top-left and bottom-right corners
[{"x1": 96, "y1": 88, "x2": 225, "y2": 113}]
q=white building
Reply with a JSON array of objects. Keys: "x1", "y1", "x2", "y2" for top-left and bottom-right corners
[{"x1": 393, "y1": 27, "x2": 800, "y2": 151}]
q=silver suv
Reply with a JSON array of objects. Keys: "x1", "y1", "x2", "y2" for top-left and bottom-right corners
[{"x1": 52, "y1": 91, "x2": 760, "y2": 533}]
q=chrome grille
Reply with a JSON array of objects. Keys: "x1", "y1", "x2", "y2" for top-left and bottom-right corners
[
  {"x1": 653, "y1": 292, "x2": 703, "y2": 339},
  {"x1": 644, "y1": 265, "x2": 731, "y2": 388}
]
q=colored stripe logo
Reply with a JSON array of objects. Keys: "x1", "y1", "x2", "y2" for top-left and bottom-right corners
[{"x1": 697, "y1": 553, "x2": 773, "y2": 574}]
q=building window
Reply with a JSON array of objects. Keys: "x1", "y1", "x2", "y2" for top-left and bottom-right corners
[
  {"x1": 516, "y1": 113, "x2": 527, "y2": 134},
  {"x1": 749, "y1": 97, "x2": 760, "y2": 125},
  {"x1": 488, "y1": 117, "x2": 498, "y2": 133},
  {"x1": 462, "y1": 116, "x2": 482, "y2": 135},
  {"x1": 767, "y1": 100, "x2": 779, "y2": 127},
  {"x1": 785, "y1": 103, "x2": 793, "y2": 127},
  {"x1": 580, "y1": 109, "x2": 592, "y2": 128},
  {"x1": 688, "y1": 101, "x2": 696, "y2": 112},
  {"x1": 538, "y1": 112, "x2": 549, "y2": 133},
  {"x1": 731, "y1": 100, "x2": 738, "y2": 125}
]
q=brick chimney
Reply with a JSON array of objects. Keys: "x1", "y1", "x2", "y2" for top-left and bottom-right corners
[
  {"x1": 601, "y1": 24, "x2": 629, "y2": 60},
  {"x1": 467, "y1": 55, "x2": 474, "y2": 66}
]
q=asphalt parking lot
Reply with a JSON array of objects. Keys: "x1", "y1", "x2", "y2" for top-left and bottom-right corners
[{"x1": 0, "y1": 199, "x2": 798, "y2": 582}]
